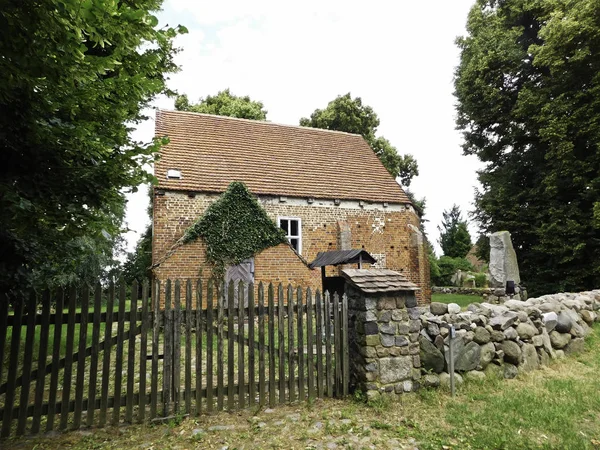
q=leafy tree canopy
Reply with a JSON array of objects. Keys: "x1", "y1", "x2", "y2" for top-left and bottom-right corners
[
  {"x1": 0, "y1": 0, "x2": 185, "y2": 296},
  {"x1": 438, "y1": 205, "x2": 472, "y2": 258},
  {"x1": 175, "y1": 89, "x2": 268, "y2": 120},
  {"x1": 455, "y1": 0, "x2": 600, "y2": 295},
  {"x1": 300, "y1": 93, "x2": 419, "y2": 187}
]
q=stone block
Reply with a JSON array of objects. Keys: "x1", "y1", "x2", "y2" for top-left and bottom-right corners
[
  {"x1": 396, "y1": 297, "x2": 406, "y2": 309},
  {"x1": 379, "y1": 323, "x2": 396, "y2": 335},
  {"x1": 430, "y1": 302, "x2": 448, "y2": 315},
  {"x1": 378, "y1": 311, "x2": 392, "y2": 323},
  {"x1": 392, "y1": 310, "x2": 407, "y2": 321},
  {"x1": 379, "y1": 356, "x2": 414, "y2": 384},
  {"x1": 376, "y1": 346, "x2": 390, "y2": 357},
  {"x1": 520, "y1": 343, "x2": 539, "y2": 372},
  {"x1": 405, "y1": 295, "x2": 417, "y2": 308},
  {"x1": 420, "y1": 336, "x2": 444, "y2": 373},
  {"x1": 378, "y1": 297, "x2": 396, "y2": 310},
  {"x1": 409, "y1": 319, "x2": 421, "y2": 333},
  {"x1": 381, "y1": 335, "x2": 395, "y2": 347},
  {"x1": 549, "y1": 331, "x2": 571, "y2": 349},
  {"x1": 500, "y1": 340, "x2": 521, "y2": 365},
  {"x1": 360, "y1": 346, "x2": 377, "y2": 358},
  {"x1": 364, "y1": 321, "x2": 378, "y2": 335},
  {"x1": 397, "y1": 324, "x2": 410, "y2": 335},
  {"x1": 395, "y1": 336, "x2": 409, "y2": 347},
  {"x1": 389, "y1": 347, "x2": 401, "y2": 356},
  {"x1": 365, "y1": 335, "x2": 380, "y2": 346}
]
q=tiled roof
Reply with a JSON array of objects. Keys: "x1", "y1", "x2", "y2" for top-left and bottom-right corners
[
  {"x1": 342, "y1": 269, "x2": 419, "y2": 293},
  {"x1": 155, "y1": 110, "x2": 410, "y2": 204}
]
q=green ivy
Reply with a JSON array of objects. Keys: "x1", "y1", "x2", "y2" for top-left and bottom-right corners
[{"x1": 183, "y1": 182, "x2": 288, "y2": 275}]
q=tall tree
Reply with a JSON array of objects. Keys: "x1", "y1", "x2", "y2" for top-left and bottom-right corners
[
  {"x1": 0, "y1": 0, "x2": 185, "y2": 296},
  {"x1": 438, "y1": 205, "x2": 472, "y2": 258},
  {"x1": 455, "y1": 0, "x2": 600, "y2": 295},
  {"x1": 300, "y1": 94, "x2": 419, "y2": 187},
  {"x1": 175, "y1": 89, "x2": 268, "y2": 120}
]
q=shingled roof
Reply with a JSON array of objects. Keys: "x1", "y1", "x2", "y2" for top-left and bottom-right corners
[
  {"x1": 341, "y1": 269, "x2": 419, "y2": 293},
  {"x1": 155, "y1": 110, "x2": 410, "y2": 204}
]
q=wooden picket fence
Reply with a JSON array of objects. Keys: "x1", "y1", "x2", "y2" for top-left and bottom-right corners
[{"x1": 0, "y1": 279, "x2": 349, "y2": 438}]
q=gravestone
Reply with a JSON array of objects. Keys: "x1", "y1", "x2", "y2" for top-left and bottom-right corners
[{"x1": 489, "y1": 231, "x2": 520, "y2": 289}]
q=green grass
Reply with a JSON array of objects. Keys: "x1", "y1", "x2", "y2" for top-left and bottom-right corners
[
  {"x1": 431, "y1": 293, "x2": 482, "y2": 309},
  {"x1": 12, "y1": 325, "x2": 600, "y2": 449}
]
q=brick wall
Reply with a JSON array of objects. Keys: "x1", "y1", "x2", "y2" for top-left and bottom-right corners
[{"x1": 152, "y1": 191, "x2": 430, "y2": 304}]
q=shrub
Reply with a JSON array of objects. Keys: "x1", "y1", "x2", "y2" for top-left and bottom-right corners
[
  {"x1": 474, "y1": 273, "x2": 487, "y2": 288},
  {"x1": 434, "y1": 256, "x2": 474, "y2": 286}
]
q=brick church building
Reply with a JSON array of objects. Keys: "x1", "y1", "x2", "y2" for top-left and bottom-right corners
[{"x1": 151, "y1": 110, "x2": 430, "y2": 304}]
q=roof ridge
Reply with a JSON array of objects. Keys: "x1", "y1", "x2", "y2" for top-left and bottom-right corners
[{"x1": 158, "y1": 109, "x2": 368, "y2": 139}]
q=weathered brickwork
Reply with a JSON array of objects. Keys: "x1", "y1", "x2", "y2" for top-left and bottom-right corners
[{"x1": 153, "y1": 190, "x2": 430, "y2": 304}]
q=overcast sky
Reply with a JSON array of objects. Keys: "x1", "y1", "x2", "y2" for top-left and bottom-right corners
[{"x1": 125, "y1": 0, "x2": 483, "y2": 256}]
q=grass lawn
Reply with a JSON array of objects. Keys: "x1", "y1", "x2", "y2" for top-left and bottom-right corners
[
  {"x1": 431, "y1": 292, "x2": 482, "y2": 309},
  {"x1": 7, "y1": 326, "x2": 600, "y2": 449}
]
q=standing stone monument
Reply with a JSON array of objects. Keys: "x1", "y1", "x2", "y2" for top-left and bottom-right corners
[{"x1": 489, "y1": 231, "x2": 520, "y2": 290}]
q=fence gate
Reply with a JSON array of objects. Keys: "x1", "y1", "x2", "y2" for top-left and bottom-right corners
[{"x1": 0, "y1": 279, "x2": 349, "y2": 438}]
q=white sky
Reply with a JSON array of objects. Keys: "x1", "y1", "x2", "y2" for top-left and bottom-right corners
[{"x1": 124, "y1": 0, "x2": 483, "y2": 257}]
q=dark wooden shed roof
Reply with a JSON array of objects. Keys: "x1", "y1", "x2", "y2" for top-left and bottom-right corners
[{"x1": 308, "y1": 250, "x2": 377, "y2": 269}]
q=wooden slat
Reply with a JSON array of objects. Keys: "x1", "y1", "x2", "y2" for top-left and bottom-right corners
[
  {"x1": 31, "y1": 291, "x2": 51, "y2": 434},
  {"x1": 163, "y1": 280, "x2": 172, "y2": 416},
  {"x1": 0, "y1": 295, "x2": 9, "y2": 390},
  {"x1": 287, "y1": 285, "x2": 295, "y2": 403},
  {"x1": 150, "y1": 280, "x2": 161, "y2": 419},
  {"x1": 324, "y1": 292, "x2": 333, "y2": 398},
  {"x1": 86, "y1": 284, "x2": 102, "y2": 427},
  {"x1": 185, "y1": 280, "x2": 193, "y2": 414},
  {"x1": 315, "y1": 290, "x2": 324, "y2": 398},
  {"x1": 46, "y1": 288, "x2": 65, "y2": 431},
  {"x1": 17, "y1": 292, "x2": 37, "y2": 435},
  {"x1": 268, "y1": 283, "x2": 276, "y2": 407},
  {"x1": 112, "y1": 281, "x2": 127, "y2": 426},
  {"x1": 306, "y1": 288, "x2": 315, "y2": 400},
  {"x1": 125, "y1": 282, "x2": 138, "y2": 423},
  {"x1": 206, "y1": 280, "x2": 214, "y2": 413},
  {"x1": 258, "y1": 283, "x2": 266, "y2": 407},
  {"x1": 248, "y1": 282, "x2": 256, "y2": 407},
  {"x1": 60, "y1": 286, "x2": 77, "y2": 430},
  {"x1": 73, "y1": 286, "x2": 90, "y2": 430},
  {"x1": 297, "y1": 287, "x2": 305, "y2": 402},
  {"x1": 195, "y1": 280, "x2": 203, "y2": 415},
  {"x1": 333, "y1": 293, "x2": 341, "y2": 397},
  {"x1": 227, "y1": 282, "x2": 235, "y2": 411},
  {"x1": 1, "y1": 297, "x2": 23, "y2": 437},
  {"x1": 139, "y1": 281, "x2": 149, "y2": 422},
  {"x1": 342, "y1": 293, "x2": 349, "y2": 397},
  {"x1": 278, "y1": 284, "x2": 285, "y2": 404},
  {"x1": 237, "y1": 281, "x2": 245, "y2": 409},
  {"x1": 217, "y1": 283, "x2": 225, "y2": 411},
  {"x1": 173, "y1": 280, "x2": 182, "y2": 414}
]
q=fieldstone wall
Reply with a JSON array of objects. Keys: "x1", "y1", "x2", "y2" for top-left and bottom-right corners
[
  {"x1": 419, "y1": 290, "x2": 600, "y2": 387},
  {"x1": 346, "y1": 284, "x2": 421, "y2": 401},
  {"x1": 432, "y1": 286, "x2": 526, "y2": 303}
]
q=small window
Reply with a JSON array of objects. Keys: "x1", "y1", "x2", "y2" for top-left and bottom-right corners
[
  {"x1": 167, "y1": 169, "x2": 182, "y2": 179},
  {"x1": 278, "y1": 217, "x2": 302, "y2": 254}
]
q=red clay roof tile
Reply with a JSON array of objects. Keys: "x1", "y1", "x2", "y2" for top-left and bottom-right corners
[{"x1": 155, "y1": 110, "x2": 410, "y2": 204}]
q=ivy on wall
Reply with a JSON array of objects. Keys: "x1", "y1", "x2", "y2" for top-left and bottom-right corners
[{"x1": 183, "y1": 181, "x2": 288, "y2": 275}]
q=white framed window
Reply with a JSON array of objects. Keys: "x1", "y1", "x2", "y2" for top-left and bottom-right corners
[{"x1": 278, "y1": 216, "x2": 302, "y2": 254}]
